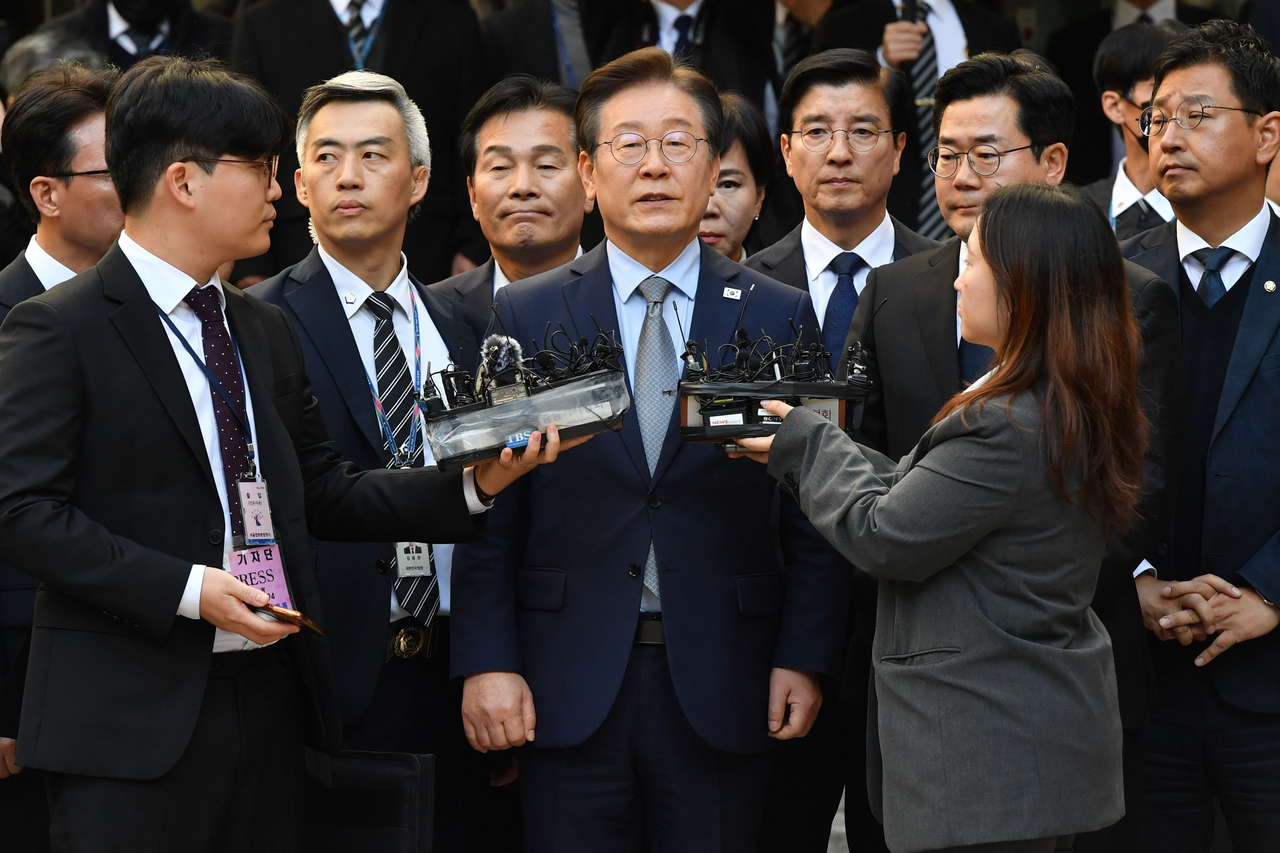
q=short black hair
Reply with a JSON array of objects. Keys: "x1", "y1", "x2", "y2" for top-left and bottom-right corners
[
  {"x1": 459, "y1": 74, "x2": 579, "y2": 178},
  {"x1": 777, "y1": 48, "x2": 908, "y2": 137},
  {"x1": 106, "y1": 56, "x2": 289, "y2": 215},
  {"x1": 1093, "y1": 22, "x2": 1184, "y2": 97},
  {"x1": 933, "y1": 52, "x2": 1075, "y2": 157},
  {"x1": 2, "y1": 63, "x2": 118, "y2": 221},
  {"x1": 1152, "y1": 19, "x2": 1280, "y2": 121},
  {"x1": 720, "y1": 92, "x2": 773, "y2": 190},
  {"x1": 576, "y1": 47, "x2": 722, "y2": 160}
]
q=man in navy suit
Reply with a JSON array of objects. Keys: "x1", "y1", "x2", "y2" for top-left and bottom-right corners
[
  {"x1": 450, "y1": 48, "x2": 850, "y2": 853},
  {"x1": 249, "y1": 71, "x2": 510, "y2": 853},
  {"x1": 1121, "y1": 21, "x2": 1280, "y2": 851}
]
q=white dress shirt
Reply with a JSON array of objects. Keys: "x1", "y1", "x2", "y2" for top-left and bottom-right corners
[
  {"x1": 318, "y1": 246, "x2": 460, "y2": 618},
  {"x1": 1111, "y1": 157, "x2": 1174, "y2": 225},
  {"x1": 651, "y1": 0, "x2": 705, "y2": 56},
  {"x1": 118, "y1": 232, "x2": 268, "y2": 653},
  {"x1": 801, "y1": 212, "x2": 896, "y2": 328},
  {"x1": 328, "y1": 0, "x2": 384, "y2": 31},
  {"x1": 107, "y1": 2, "x2": 169, "y2": 54},
  {"x1": 956, "y1": 238, "x2": 968, "y2": 346},
  {"x1": 1114, "y1": 0, "x2": 1177, "y2": 28},
  {"x1": 23, "y1": 235, "x2": 76, "y2": 291},
  {"x1": 877, "y1": 0, "x2": 968, "y2": 82},
  {"x1": 608, "y1": 238, "x2": 700, "y2": 613}
]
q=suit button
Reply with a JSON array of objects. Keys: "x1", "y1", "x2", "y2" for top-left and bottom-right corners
[
  {"x1": 648, "y1": 495, "x2": 661, "y2": 508},
  {"x1": 209, "y1": 530, "x2": 223, "y2": 545},
  {"x1": 376, "y1": 559, "x2": 389, "y2": 574},
  {"x1": 1157, "y1": 544, "x2": 1168, "y2": 556},
  {"x1": 628, "y1": 563, "x2": 641, "y2": 578}
]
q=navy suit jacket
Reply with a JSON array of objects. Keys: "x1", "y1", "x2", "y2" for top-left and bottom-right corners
[
  {"x1": 0, "y1": 252, "x2": 44, "y2": 632},
  {"x1": 427, "y1": 257, "x2": 496, "y2": 322},
  {"x1": 249, "y1": 247, "x2": 487, "y2": 723},
  {"x1": 450, "y1": 241, "x2": 852, "y2": 754},
  {"x1": 1123, "y1": 216, "x2": 1280, "y2": 714},
  {"x1": 744, "y1": 217, "x2": 940, "y2": 293}
]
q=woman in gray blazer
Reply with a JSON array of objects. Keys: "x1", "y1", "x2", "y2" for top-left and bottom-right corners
[{"x1": 735, "y1": 184, "x2": 1148, "y2": 853}]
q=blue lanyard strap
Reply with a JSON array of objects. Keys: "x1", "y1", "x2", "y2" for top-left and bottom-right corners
[
  {"x1": 363, "y1": 286, "x2": 423, "y2": 467},
  {"x1": 153, "y1": 301, "x2": 260, "y2": 481},
  {"x1": 347, "y1": 3, "x2": 388, "y2": 70},
  {"x1": 549, "y1": 4, "x2": 578, "y2": 90}
]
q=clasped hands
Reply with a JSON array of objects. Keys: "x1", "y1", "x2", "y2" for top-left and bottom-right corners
[{"x1": 1137, "y1": 572, "x2": 1280, "y2": 666}]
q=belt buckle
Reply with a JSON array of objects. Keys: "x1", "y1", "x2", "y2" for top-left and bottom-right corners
[{"x1": 393, "y1": 626, "x2": 427, "y2": 659}]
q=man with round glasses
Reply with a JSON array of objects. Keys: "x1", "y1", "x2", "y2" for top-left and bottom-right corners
[
  {"x1": 744, "y1": 48, "x2": 938, "y2": 853},
  {"x1": 450, "y1": 47, "x2": 850, "y2": 853},
  {"x1": 1121, "y1": 19, "x2": 1280, "y2": 851},
  {"x1": 844, "y1": 51, "x2": 1183, "y2": 853}
]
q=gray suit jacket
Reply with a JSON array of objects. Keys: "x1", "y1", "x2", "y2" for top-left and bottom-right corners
[{"x1": 768, "y1": 396, "x2": 1124, "y2": 852}]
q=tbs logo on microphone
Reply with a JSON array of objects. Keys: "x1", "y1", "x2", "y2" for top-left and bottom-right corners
[{"x1": 506, "y1": 429, "x2": 535, "y2": 449}]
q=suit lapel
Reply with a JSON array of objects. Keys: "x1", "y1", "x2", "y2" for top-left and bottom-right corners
[
  {"x1": 222, "y1": 286, "x2": 280, "y2": 474},
  {"x1": 102, "y1": 245, "x2": 215, "y2": 491},
  {"x1": 0, "y1": 254, "x2": 45, "y2": 310},
  {"x1": 416, "y1": 278, "x2": 479, "y2": 368},
  {"x1": 561, "y1": 246, "x2": 652, "y2": 483},
  {"x1": 1128, "y1": 222, "x2": 1182, "y2": 294},
  {"x1": 916, "y1": 242, "x2": 962, "y2": 399},
  {"x1": 1212, "y1": 215, "x2": 1280, "y2": 443},
  {"x1": 760, "y1": 224, "x2": 807, "y2": 290},
  {"x1": 282, "y1": 250, "x2": 387, "y2": 460}
]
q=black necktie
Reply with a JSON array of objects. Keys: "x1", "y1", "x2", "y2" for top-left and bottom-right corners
[
  {"x1": 184, "y1": 286, "x2": 251, "y2": 539},
  {"x1": 1113, "y1": 199, "x2": 1165, "y2": 242},
  {"x1": 346, "y1": 0, "x2": 370, "y2": 61},
  {"x1": 366, "y1": 292, "x2": 438, "y2": 625},
  {"x1": 673, "y1": 14, "x2": 694, "y2": 60},
  {"x1": 823, "y1": 252, "x2": 865, "y2": 359}
]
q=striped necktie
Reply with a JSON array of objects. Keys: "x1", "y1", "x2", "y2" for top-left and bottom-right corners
[
  {"x1": 346, "y1": 0, "x2": 370, "y2": 60},
  {"x1": 909, "y1": 2, "x2": 950, "y2": 240}
]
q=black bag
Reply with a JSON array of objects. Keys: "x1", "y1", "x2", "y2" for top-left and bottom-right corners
[{"x1": 302, "y1": 747, "x2": 435, "y2": 853}]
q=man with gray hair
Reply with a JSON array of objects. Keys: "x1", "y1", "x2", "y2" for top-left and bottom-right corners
[
  {"x1": 0, "y1": 31, "x2": 106, "y2": 106},
  {"x1": 248, "y1": 71, "x2": 497, "y2": 853}
]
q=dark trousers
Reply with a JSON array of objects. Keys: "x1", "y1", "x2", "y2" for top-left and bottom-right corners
[
  {"x1": 342, "y1": 618, "x2": 521, "y2": 853},
  {"x1": 1144, "y1": 662, "x2": 1280, "y2": 853},
  {"x1": 519, "y1": 644, "x2": 774, "y2": 853},
  {"x1": 45, "y1": 644, "x2": 305, "y2": 853},
  {"x1": 1, "y1": 626, "x2": 49, "y2": 853},
  {"x1": 1073, "y1": 726, "x2": 1144, "y2": 853}
]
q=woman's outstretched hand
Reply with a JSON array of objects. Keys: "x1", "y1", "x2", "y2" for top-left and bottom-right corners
[{"x1": 728, "y1": 400, "x2": 794, "y2": 464}]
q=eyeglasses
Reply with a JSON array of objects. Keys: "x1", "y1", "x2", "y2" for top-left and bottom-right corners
[
  {"x1": 179, "y1": 156, "x2": 278, "y2": 181},
  {"x1": 788, "y1": 124, "x2": 898, "y2": 153},
  {"x1": 48, "y1": 169, "x2": 112, "y2": 181},
  {"x1": 1139, "y1": 98, "x2": 1263, "y2": 137},
  {"x1": 928, "y1": 144, "x2": 1034, "y2": 178},
  {"x1": 598, "y1": 132, "x2": 707, "y2": 165}
]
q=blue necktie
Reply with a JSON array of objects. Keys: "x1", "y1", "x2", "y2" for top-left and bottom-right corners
[
  {"x1": 823, "y1": 252, "x2": 864, "y2": 359},
  {"x1": 673, "y1": 14, "x2": 694, "y2": 60},
  {"x1": 1191, "y1": 246, "x2": 1236, "y2": 308}
]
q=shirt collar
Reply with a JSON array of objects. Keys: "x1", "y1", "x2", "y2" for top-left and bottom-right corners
[
  {"x1": 890, "y1": 0, "x2": 953, "y2": 15},
  {"x1": 958, "y1": 237, "x2": 969, "y2": 269},
  {"x1": 1111, "y1": 157, "x2": 1175, "y2": 222},
  {"x1": 1114, "y1": 0, "x2": 1176, "y2": 28},
  {"x1": 607, "y1": 238, "x2": 701, "y2": 305},
  {"x1": 23, "y1": 234, "x2": 77, "y2": 291},
  {"x1": 118, "y1": 230, "x2": 221, "y2": 313},
  {"x1": 800, "y1": 212, "x2": 896, "y2": 284},
  {"x1": 318, "y1": 244, "x2": 413, "y2": 321},
  {"x1": 493, "y1": 245, "x2": 584, "y2": 293},
  {"x1": 107, "y1": 3, "x2": 170, "y2": 42},
  {"x1": 650, "y1": 0, "x2": 704, "y2": 29},
  {"x1": 1176, "y1": 203, "x2": 1272, "y2": 267}
]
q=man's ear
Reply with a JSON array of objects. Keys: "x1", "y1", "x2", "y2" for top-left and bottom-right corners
[
  {"x1": 780, "y1": 133, "x2": 795, "y2": 179},
  {"x1": 409, "y1": 163, "x2": 429, "y2": 206},
  {"x1": 27, "y1": 177, "x2": 59, "y2": 220},
  {"x1": 578, "y1": 150, "x2": 598, "y2": 202},
  {"x1": 1100, "y1": 91, "x2": 1127, "y2": 126},
  {"x1": 162, "y1": 160, "x2": 200, "y2": 211},
  {"x1": 295, "y1": 168, "x2": 310, "y2": 210},
  {"x1": 467, "y1": 176, "x2": 481, "y2": 221},
  {"x1": 1255, "y1": 110, "x2": 1280, "y2": 169},
  {"x1": 1040, "y1": 142, "x2": 1069, "y2": 187}
]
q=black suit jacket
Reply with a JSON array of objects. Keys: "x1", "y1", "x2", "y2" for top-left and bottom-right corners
[
  {"x1": 0, "y1": 244, "x2": 486, "y2": 779},
  {"x1": 481, "y1": 0, "x2": 560, "y2": 83},
  {"x1": 427, "y1": 257, "x2": 497, "y2": 322},
  {"x1": 1046, "y1": 3, "x2": 1218, "y2": 187},
  {"x1": 248, "y1": 247, "x2": 486, "y2": 723},
  {"x1": 39, "y1": 0, "x2": 232, "y2": 69},
  {"x1": 744, "y1": 216, "x2": 940, "y2": 290},
  {"x1": 230, "y1": 0, "x2": 490, "y2": 282},
  {"x1": 844, "y1": 240, "x2": 1185, "y2": 727},
  {"x1": 813, "y1": 0, "x2": 1021, "y2": 232},
  {"x1": 1079, "y1": 174, "x2": 1170, "y2": 242}
]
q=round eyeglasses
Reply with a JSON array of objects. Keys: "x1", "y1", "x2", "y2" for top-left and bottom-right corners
[
  {"x1": 788, "y1": 124, "x2": 897, "y2": 154},
  {"x1": 1139, "y1": 98, "x2": 1263, "y2": 137},
  {"x1": 598, "y1": 131, "x2": 707, "y2": 165},
  {"x1": 179, "y1": 156, "x2": 279, "y2": 182},
  {"x1": 928, "y1": 144, "x2": 1033, "y2": 178}
]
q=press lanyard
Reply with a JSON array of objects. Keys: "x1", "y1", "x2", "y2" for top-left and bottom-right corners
[
  {"x1": 153, "y1": 301, "x2": 260, "y2": 482},
  {"x1": 549, "y1": 3, "x2": 578, "y2": 90},
  {"x1": 363, "y1": 286, "x2": 423, "y2": 468},
  {"x1": 347, "y1": 3, "x2": 388, "y2": 70}
]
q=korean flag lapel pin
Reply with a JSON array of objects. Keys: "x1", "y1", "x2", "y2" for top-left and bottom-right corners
[{"x1": 723, "y1": 286, "x2": 742, "y2": 300}]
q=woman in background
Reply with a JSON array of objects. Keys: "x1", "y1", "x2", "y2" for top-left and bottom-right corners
[{"x1": 699, "y1": 91, "x2": 771, "y2": 262}]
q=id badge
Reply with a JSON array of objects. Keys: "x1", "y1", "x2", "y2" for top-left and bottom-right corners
[
  {"x1": 395, "y1": 542, "x2": 433, "y2": 578},
  {"x1": 223, "y1": 544, "x2": 292, "y2": 610},
  {"x1": 237, "y1": 479, "x2": 276, "y2": 546}
]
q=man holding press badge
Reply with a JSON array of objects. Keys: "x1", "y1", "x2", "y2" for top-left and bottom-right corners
[{"x1": 0, "y1": 57, "x2": 583, "y2": 853}]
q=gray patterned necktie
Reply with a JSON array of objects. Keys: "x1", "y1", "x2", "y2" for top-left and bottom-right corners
[
  {"x1": 909, "y1": 2, "x2": 950, "y2": 240},
  {"x1": 346, "y1": 0, "x2": 370, "y2": 58},
  {"x1": 635, "y1": 275, "x2": 677, "y2": 603}
]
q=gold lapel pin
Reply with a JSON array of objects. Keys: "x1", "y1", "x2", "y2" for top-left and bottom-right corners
[{"x1": 1266, "y1": 281, "x2": 1277, "y2": 293}]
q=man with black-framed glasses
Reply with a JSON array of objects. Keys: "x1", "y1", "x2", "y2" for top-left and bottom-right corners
[
  {"x1": 844, "y1": 50, "x2": 1184, "y2": 853},
  {"x1": 451, "y1": 47, "x2": 850, "y2": 853},
  {"x1": 1080, "y1": 22, "x2": 1181, "y2": 242},
  {"x1": 1121, "y1": 19, "x2": 1280, "y2": 851}
]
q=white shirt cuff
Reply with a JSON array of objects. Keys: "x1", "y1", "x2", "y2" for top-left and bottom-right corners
[
  {"x1": 1134, "y1": 559, "x2": 1157, "y2": 579},
  {"x1": 463, "y1": 468, "x2": 491, "y2": 514},
  {"x1": 178, "y1": 564, "x2": 205, "y2": 619},
  {"x1": 875, "y1": 45, "x2": 889, "y2": 69}
]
